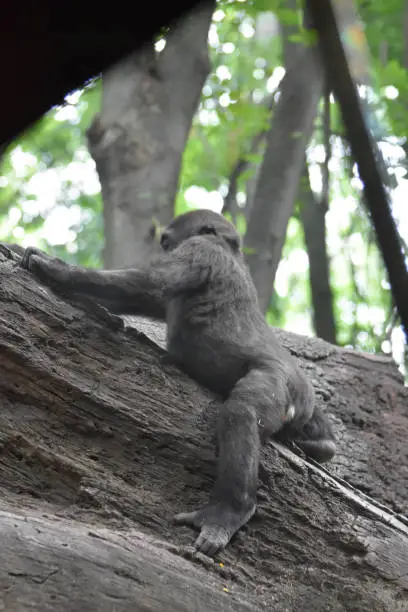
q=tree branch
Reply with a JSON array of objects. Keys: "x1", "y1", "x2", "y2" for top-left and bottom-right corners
[
  {"x1": 306, "y1": 0, "x2": 408, "y2": 341},
  {"x1": 159, "y1": 0, "x2": 216, "y2": 154},
  {"x1": 222, "y1": 96, "x2": 274, "y2": 222},
  {"x1": 321, "y1": 84, "x2": 331, "y2": 212},
  {"x1": 300, "y1": 164, "x2": 337, "y2": 344},
  {"x1": 244, "y1": 44, "x2": 323, "y2": 312},
  {"x1": 1, "y1": 0, "x2": 204, "y2": 147}
]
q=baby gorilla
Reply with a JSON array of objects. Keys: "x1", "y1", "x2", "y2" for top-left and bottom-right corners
[{"x1": 19, "y1": 209, "x2": 335, "y2": 555}]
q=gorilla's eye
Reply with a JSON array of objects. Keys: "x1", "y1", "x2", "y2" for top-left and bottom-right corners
[
  {"x1": 198, "y1": 225, "x2": 216, "y2": 236},
  {"x1": 160, "y1": 232, "x2": 170, "y2": 250}
]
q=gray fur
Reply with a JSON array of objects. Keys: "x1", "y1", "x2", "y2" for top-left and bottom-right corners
[{"x1": 19, "y1": 209, "x2": 335, "y2": 556}]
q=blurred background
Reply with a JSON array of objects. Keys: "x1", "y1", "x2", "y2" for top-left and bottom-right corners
[{"x1": 1, "y1": 0, "x2": 407, "y2": 372}]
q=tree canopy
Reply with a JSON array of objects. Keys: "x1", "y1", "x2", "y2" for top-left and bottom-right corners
[
  {"x1": 1, "y1": 0, "x2": 407, "y2": 365},
  {"x1": 1, "y1": 3, "x2": 408, "y2": 608}
]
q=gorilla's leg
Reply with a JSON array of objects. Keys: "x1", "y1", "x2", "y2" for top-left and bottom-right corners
[
  {"x1": 175, "y1": 368, "x2": 288, "y2": 556},
  {"x1": 292, "y1": 404, "x2": 336, "y2": 462},
  {"x1": 276, "y1": 404, "x2": 336, "y2": 463}
]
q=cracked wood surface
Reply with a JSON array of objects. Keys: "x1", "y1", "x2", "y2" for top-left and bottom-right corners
[{"x1": 0, "y1": 249, "x2": 407, "y2": 611}]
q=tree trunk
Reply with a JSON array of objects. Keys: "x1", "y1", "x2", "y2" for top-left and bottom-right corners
[
  {"x1": 244, "y1": 39, "x2": 323, "y2": 313},
  {"x1": 87, "y1": 1, "x2": 215, "y2": 268},
  {"x1": 1, "y1": 247, "x2": 408, "y2": 610},
  {"x1": 300, "y1": 165, "x2": 337, "y2": 344}
]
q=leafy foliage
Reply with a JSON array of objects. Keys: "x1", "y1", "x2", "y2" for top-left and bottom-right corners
[{"x1": 1, "y1": 0, "x2": 407, "y2": 366}]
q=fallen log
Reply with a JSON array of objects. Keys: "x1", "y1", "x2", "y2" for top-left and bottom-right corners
[{"x1": 0, "y1": 248, "x2": 407, "y2": 611}]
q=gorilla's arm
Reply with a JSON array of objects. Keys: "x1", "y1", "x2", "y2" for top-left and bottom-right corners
[{"x1": 19, "y1": 244, "x2": 209, "y2": 320}]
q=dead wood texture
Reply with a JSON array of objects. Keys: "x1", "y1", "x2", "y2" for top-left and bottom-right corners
[{"x1": 0, "y1": 249, "x2": 408, "y2": 611}]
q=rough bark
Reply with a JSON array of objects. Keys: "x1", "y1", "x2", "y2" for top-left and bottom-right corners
[
  {"x1": 87, "y1": 1, "x2": 215, "y2": 269},
  {"x1": 244, "y1": 39, "x2": 324, "y2": 313},
  {"x1": 1, "y1": 248, "x2": 408, "y2": 611},
  {"x1": 300, "y1": 165, "x2": 337, "y2": 344}
]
